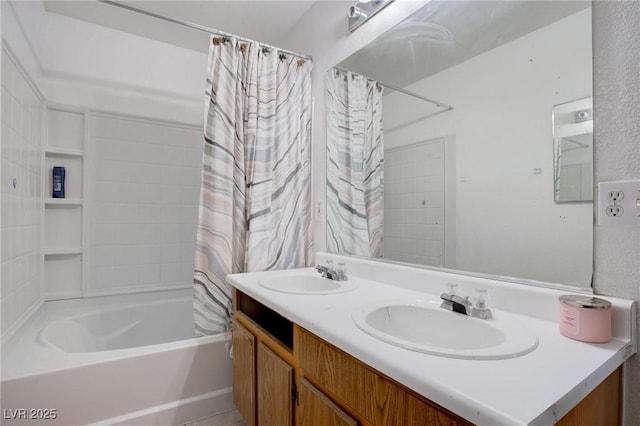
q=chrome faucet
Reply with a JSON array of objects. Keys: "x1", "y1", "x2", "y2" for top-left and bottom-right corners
[
  {"x1": 440, "y1": 284, "x2": 492, "y2": 319},
  {"x1": 315, "y1": 262, "x2": 348, "y2": 281}
]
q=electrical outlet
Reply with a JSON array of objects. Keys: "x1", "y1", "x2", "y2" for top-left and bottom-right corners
[
  {"x1": 598, "y1": 180, "x2": 640, "y2": 226},
  {"x1": 608, "y1": 191, "x2": 624, "y2": 202},
  {"x1": 605, "y1": 205, "x2": 623, "y2": 217}
]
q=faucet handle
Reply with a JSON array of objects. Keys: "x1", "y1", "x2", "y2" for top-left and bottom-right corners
[
  {"x1": 471, "y1": 289, "x2": 488, "y2": 309},
  {"x1": 335, "y1": 262, "x2": 347, "y2": 279},
  {"x1": 441, "y1": 283, "x2": 458, "y2": 299},
  {"x1": 469, "y1": 289, "x2": 492, "y2": 319},
  {"x1": 446, "y1": 283, "x2": 459, "y2": 296},
  {"x1": 441, "y1": 283, "x2": 461, "y2": 301}
]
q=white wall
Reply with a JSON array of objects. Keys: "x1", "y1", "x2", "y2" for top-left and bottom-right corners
[
  {"x1": 1, "y1": 1, "x2": 46, "y2": 91},
  {"x1": 1, "y1": 1, "x2": 48, "y2": 340},
  {"x1": 27, "y1": 8, "x2": 207, "y2": 297},
  {"x1": 0, "y1": 47, "x2": 45, "y2": 337},
  {"x1": 381, "y1": 9, "x2": 592, "y2": 286},
  {"x1": 592, "y1": 3, "x2": 640, "y2": 424},
  {"x1": 0, "y1": 1, "x2": 208, "y2": 330},
  {"x1": 8, "y1": 0, "x2": 207, "y2": 126}
]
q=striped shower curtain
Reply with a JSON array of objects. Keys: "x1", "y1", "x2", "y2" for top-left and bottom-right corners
[
  {"x1": 193, "y1": 36, "x2": 313, "y2": 336},
  {"x1": 326, "y1": 69, "x2": 384, "y2": 258}
]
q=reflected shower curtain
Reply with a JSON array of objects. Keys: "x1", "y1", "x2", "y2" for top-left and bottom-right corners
[
  {"x1": 193, "y1": 36, "x2": 313, "y2": 336},
  {"x1": 553, "y1": 138, "x2": 562, "y2": 199},
  {"x1": 326, "y1": 70, "x2": 384, "y2": 257}
]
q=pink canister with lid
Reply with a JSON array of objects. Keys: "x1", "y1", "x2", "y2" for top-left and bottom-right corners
[{"x1": 559, "y1": 295, "x2": 612, "y2": 343}]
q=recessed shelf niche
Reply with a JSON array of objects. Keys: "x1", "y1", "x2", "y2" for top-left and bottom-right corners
[{"x1": 43, "y1": 106, "x2": 86, "y2": 300}]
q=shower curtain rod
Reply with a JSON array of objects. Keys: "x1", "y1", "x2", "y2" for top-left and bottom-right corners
[
  {"x1": 334, "y1": 66, "x2": 453, "y2": 111},
  {"x1": 97, "y1": 0, "x2": 313, "y2": 60}
]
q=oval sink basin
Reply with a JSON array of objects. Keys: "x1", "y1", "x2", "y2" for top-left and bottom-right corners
[
  {"x1": 352, "y1": 300, "x2": 538, "y2": 360},
  {"x1": 259, "y1": 275, "x2": 357, "y2": 295}
]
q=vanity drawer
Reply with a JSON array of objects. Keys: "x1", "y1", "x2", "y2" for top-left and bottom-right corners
[{"x1": 298, "y1": 327, "x2": 471, "y2": 426}]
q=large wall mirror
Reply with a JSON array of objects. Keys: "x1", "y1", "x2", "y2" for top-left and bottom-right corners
[{"x1": 326, "y1": 0, "x2": 593, "y2": 289}]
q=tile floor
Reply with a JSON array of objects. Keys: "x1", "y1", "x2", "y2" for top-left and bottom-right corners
[{"x1": 183, "y1": 409, "x2": 245, "y2": 426}]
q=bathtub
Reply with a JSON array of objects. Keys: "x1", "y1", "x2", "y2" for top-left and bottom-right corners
[{"x1": 0, "y1": 289, "x2": 233, "y2": 425}]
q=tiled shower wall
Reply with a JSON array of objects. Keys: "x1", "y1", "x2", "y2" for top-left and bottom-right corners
[
  {"x1": 383, "y1": 139, "x2": 445, "y2": 266},
  {"x1": 1, "y1": 49, "x2": 44, "y2": 335},
  {"x1": 88, "y1": 114, "x2": 202, "y2": 295}
]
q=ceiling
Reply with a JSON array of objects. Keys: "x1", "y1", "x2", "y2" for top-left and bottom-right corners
[{"x1": 43, "y1": 0, "x2": 318, "y2": 53}]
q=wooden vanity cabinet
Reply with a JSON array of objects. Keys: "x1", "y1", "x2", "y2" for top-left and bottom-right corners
[
  {"x1": 233, "y1": 290, "x2": 622, "y2": 426},
  {"x1": 232, "y1": 320, "x2": 256, "y2": 426},
  {"x1": 298, "y1": 327, "x2": 470, "y2": 426},
  {"x1": 233, "y1": 291, "x2": 295, "y2": 426},
  {"x1": 298, "y1": 377, "x2": 358, "y2": 426},
  {"x1": 257, "y1": 343, "x2": 294, "y2": 425}
]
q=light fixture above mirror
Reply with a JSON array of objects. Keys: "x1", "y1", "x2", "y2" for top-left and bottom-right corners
[{"x1": 348, "y1": 0, "x2": 395, "y2": 32}]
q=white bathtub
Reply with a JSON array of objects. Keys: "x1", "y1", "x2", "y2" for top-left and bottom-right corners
[{"x1": 0, "y1": 289, "x2": 233, "y2": 425}]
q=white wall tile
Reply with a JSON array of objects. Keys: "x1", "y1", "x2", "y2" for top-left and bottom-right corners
[
  {"x1": 161, "y1": 244, "x2": 182, "y2": 263},
  {"x1": 383, "y1": 139, "x2": 445, "y2": 267},
  {"x1": 160, "y1": 165, "x2": 181, "y2": 185},
  {"x1": 138, "y1": 224, "x2": 162, "y2": 245},
  {"x1": 119, "y1": 205, "x2": 139, "y2": 224},
  {"x1": 161, "y1": 205, "x2": 182, "y2": 224},
  {"x1": 161, "y1": 263, "x2": 182, "y2": 283},
  {"x1": 139, "y1": 244, "x2": 162, "y2": 264},
  {"x1": 139, "y1": 204, "x2": 162, "y2": 223},
  {"x1": 88, "y1": 115, "x2": 202, "y2": 293},
  {"x1": 181, "y1": 185, "x2": 200, "y2": 205},
  {"x1": 137, "y1": 265, "x2": 162, "y2": 286},
  {"x1": 161, "y1": 224, "x2": 183, "y2": 244},
  {"x1": 1, "y1": 52, "x2": 44, "y2": 337},
  {"x1": 161, "y1": 185, "x2": 183, "y2": 205},
  {"x1": 181, "y1": 243, "x2": 196, "y2": 263}
]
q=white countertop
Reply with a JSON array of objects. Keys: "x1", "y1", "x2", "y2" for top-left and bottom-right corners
[{"x1": 226, "y1": 255, "x2": 636, "y2": 426}]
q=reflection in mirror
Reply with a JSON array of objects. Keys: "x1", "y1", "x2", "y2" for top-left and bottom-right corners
[
  {"x1": 325, "y1": 69, "x2": 386, "y2": 257},
  {"x1": 326, "y1": 1, "x2": 593, "y2": 289},
  {"x1": 553, "y1": 98, "x2": 593, "y2": 202}
]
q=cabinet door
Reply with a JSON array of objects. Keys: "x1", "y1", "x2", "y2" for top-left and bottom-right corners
[
  {"x1": 233, "y1": 321, "x2": 256, "y2": 426},
  {"x1": 299, "y1": 377, "x2": 358, "y2": 426},
  {"x1": 299, "y1": 328, "x2": 470, "y2": 425},
  {"x1": 257, "y1": 342, "x2": 294, "y2": 426}
]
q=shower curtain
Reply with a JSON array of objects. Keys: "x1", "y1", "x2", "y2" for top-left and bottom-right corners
[
  {"x1": 326, "y1": 69, "x2": 384, "y2": 257},
  {"x1": 193, "y1": 36, "x2": 313, "y2": 336}
]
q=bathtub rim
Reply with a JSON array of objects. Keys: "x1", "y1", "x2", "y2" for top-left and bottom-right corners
[
  {"x1": 2, "y1": 332, "x2": 229, "y2": 381},
  {"x1": 38, "y1": 295, "x2": 198, "y2": 353},
  {"x1": 1, "y1": 289, "x2": 230, "y2": 381}
]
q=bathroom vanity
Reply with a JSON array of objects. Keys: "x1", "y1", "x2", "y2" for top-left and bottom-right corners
[
  {"x1": 227, "y1": 254, "x2": 636, "y2": 426},
  {"x1": 233, "y1": 290, "x2": 471, "y2": 426}
]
